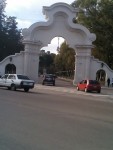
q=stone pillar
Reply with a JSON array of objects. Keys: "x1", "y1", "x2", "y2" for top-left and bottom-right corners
[
  {"x1": 23, "y1": 40, "x2": 42, "y2": 82},
  {"x1": 73, "y1": 45, "x2": 93, "y2": 85}
]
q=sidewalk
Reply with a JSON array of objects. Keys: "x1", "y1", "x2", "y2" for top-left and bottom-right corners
[
  {"x1": 35, "y1": 84, "x2": 113, "y2": 99},
  {"x1": 57, "y1": 77, "x2": 113, "y2": 96},
  {"x1": 37, "y1": 77, "x2": 113, "y2": 97}
]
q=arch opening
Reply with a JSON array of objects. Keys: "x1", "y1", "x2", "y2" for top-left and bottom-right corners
[
  {"x1": 39, "y1": 36, "x2": 75, "y2": 79},
  {"x1": 5, "y1": 64, "x2": 16, "y2": 74},
  {"x1": 96, "y1": 69, "x2": 106, "y2": 86}
]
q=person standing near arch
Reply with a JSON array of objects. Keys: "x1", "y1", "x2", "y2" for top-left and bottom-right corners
[{"x1": 107, "y1": 78, "x2": 110, "y2": 87}]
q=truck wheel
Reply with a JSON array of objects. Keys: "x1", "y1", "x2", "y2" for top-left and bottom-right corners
[
  {"x1": 7, "y1": 87, "x2": 11, "y2": 90},
  {"x1": 11, "y1": 84, "x2": 16, "y2": 91},
  {"x1": 24, "y1": 88, "x2": 29, "y2": 92}
]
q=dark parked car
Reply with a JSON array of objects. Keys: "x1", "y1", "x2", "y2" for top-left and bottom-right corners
[
  {"x1": 42, "y1": 74, "x2": 55, "y2": 86},
  {"x1": 76, "y1": 79, "x2": 101, "y2": 93}
]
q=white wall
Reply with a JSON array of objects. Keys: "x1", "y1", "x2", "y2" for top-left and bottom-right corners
[
  {"x1": 0, "y1": 51, "x2": 24, "y2": 76},
  {"x1": 90, "y1": 56, "x2": 113, "y2": 86}
]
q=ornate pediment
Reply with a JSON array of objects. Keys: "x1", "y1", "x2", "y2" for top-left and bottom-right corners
[{"x1": 43, "y1": 2, "x2": 79, "y2": 21}]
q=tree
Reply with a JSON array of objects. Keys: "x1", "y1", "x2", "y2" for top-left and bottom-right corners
[
  {"x1": 55, "y1": 41, "x2": 75, "y2": 77},
  {"x1": 39, "y1": 52, "x2": 56, "y2": 74},
  {"x1": 0, "y1": 0, "x2": 7, "y2": 60},
  {"x1": 0, "y1": 0, "x2": 24, "y2": 61},
  {"x1": 0, "y1": 0, "x2": 6, "y2": 29},
  {"x1": 4, "y1": 16, "x2": 24, "y2": 56},
  {"x1": 71, "y1": 0, "x2": 113, "y2": 69}
]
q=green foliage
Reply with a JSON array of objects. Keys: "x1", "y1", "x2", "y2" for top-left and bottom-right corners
[
  {"x1": 0, "y1": 0, "x2": 6, "y2": 26},
  {"x1": 39, "y1": 52, "x2": 56, "y2": 74},
  {"x1": 55, "y1": 41, "x2": 75, "y2": 73},
  {"x1": 39, "y1": 42, "x2": 75, "y2": 77},
  {"x1": 72, "y1": 0, "x2": 113, "y2": 69},
  {"x1": 0, "y1": 0, "x2": 6, "y2": 60},
  {"x1": 0, "y1": 0, "x2": 24, "y2": 61}
]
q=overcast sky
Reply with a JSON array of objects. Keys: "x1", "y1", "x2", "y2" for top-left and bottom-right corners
[{"x1": 5, "y1": 0, "x2": 74, "y2": 53}]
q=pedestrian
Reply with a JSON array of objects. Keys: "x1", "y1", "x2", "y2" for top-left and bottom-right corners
[{"x1": 107, "y1": 78, "x2": 110, "y2": 87}]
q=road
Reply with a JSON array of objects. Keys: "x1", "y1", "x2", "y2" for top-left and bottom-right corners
[
  {"x1": 38, "y1": 76, "x2": 74, "y2": 87},
  {"x1": 0, "y1": 80, "x2": 113, "y2": 150}
]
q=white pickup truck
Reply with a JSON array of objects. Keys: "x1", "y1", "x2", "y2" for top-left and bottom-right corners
[{"x1": 0, "y1": 74, "x2": 35, "y2": 92}]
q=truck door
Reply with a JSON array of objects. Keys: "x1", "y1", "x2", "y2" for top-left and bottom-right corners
[{"x1": 0, "y1": 75, "x2": 8, "y2": 86}]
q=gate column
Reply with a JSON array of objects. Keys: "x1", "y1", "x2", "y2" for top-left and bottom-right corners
[
  {"x1": 23, "y1": 40, "x2": 42, "y2": 82},
  {"x1": 73, "y1": 45, "x2": 94, "y2": 85}
]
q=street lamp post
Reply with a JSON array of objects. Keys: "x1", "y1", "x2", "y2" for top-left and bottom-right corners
[{"x1": 57, "y1": 37, "x2": 60, "y2": 52}]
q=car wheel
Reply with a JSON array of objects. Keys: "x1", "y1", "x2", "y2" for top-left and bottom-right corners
[
  {"x1": 76, "y1": 86, "x2": 79, "y2": 91},
  {"x1": 24, "y1": 88, "x2": 29, "y2": 92},
  {"x1": 85, "y1": 88, "x2": 88, "y2": 92},
  {"x1": 97, "y1": 90, "x2": 101, "y2": 93},
  {"x1": 53, "y1": 82, "x2": 55, "y2": 86},
  {"x1": 42, "y1": 82, "x2": 44, "y2": 85},
  {"x1": 11, "y1": 84, "x2": 16, "y2": 91}
]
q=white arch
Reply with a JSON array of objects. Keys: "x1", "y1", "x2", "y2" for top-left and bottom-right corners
[{"x1": 22, "y1": 2, "x2": 96, "y2": 82}]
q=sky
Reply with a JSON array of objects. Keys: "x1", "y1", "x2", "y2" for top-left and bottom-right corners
[{"x1": 5, "y1": 0, "x2": 75, "y2": 54}]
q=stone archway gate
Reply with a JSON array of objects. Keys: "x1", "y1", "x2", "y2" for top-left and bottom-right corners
[{"x1": 22, "y1": 2, "x2": 96, "y2": 83}]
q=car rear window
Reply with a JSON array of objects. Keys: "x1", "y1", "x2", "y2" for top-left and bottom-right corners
[
  {"x1": 17, "y1": 75, "x2": 30, "y2": 80},
  {"x1": 89, "y1": 80, "x2": 99, "y2": 84},
  {"x1": 45, "y1": 75, "x2": 54, "y2": 78}
]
